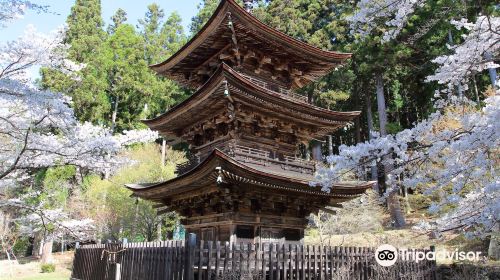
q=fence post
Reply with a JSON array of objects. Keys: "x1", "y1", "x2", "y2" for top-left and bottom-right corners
[
  {"x1": 115, "y1": 263, "x2": 121, "y2": 280},
  {"x1": 430, "y1": 245, "x2": 437, "y2": 280},
  {"x1": 184, "y1": 233, "x2": 197, "y2": 280}
]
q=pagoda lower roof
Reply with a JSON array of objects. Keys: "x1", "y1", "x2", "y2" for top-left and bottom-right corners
[
  {"x1": 150, "y1": 0, "x2": 351, "y2": 89},
  {"x1": 125, "y1": 149, "x2": 375, "y2": 203},
  {"x1": 143, "y1": 64, "x2": 360, "y2": 138}
]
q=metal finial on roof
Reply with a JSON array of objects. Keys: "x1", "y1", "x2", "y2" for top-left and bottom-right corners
[{"x1": 243, "y1": 0, "x2": 253, "y2": 13}]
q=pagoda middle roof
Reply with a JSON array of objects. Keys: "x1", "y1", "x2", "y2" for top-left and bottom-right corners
[
  {"x1": 150, "y1": 0, "x2": 351, "y2": 89},
  {"x1": 143, "y1": 64, "x2": 360, "y2": 138},
  {"x1": 126, "y1": 149, "x2": 375, "y2": 203}
]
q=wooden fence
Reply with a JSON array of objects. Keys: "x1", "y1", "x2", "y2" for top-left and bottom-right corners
[{"x1": 71, "y1": 236, "x2": 436, "y2": 280}]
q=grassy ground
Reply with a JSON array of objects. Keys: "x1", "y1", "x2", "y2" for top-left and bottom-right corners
[{"x1": 0, "y1": 252, "x2": 72, "y2": 280}]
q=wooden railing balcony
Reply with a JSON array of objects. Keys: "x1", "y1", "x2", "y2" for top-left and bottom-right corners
[
  {"x1": 239, "y1": 73, "x2": 309, "y2": 103},
  {"x1": 229, "y1": 145, "x2": 315, "y2": 175},
  {"x1": 176, "y1": 145, "x2": 316, "y2": 176}
]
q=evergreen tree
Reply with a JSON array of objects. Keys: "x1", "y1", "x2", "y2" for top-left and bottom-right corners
[
  {"x1": 41, "y1": 2, "x2": 190, "y2": 131},
  {"x1": 189, "y1": 0, "x2": 219, "y2": 34},
  {"x1": 138, "y1": 3, "x2": 165, "y2": 63},
  {"x1": 108, "y1": 8, "x2": 127, "y2": 34},
  {"x1": 41, "y1": 0, "x2": 109, "y2": 123},
  {"x1": 137, "y1": 5, "x2": 188, "y2": 121},
  {"x1": 96, "y1": 24, "x2": 153, "y2": 132},
  {"x1": 64, "y1": 0, "x2": 106, "y2": 63},
  {"x1": 138, "y1": 4, "x2": 187, "y2": 64}
]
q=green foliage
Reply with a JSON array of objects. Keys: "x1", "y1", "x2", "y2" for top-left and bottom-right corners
[
  {"x1": 40, "y1": 263, "x2": 56, "y2": 273},
  {"x1": 41, "y1": 1, "x2": 189, "y2": 132},
  {"x1": 316, "y1": 90, "x2": 350, "y2": 110},
  {"x1": 190, "y1": 0, "x2": 220, "y2": 34},
  {"x1": 408, "y1": 192, "x2": 433, "y2": 212},
  {"x1": 64, "y1": 0, "x2": 106, "y2": 63},
  {"x1": 138, "y1": 4, "x2": 187, "y2": 64},
  {"x1": 13, "y1": 236, "x2": 30, "y2": 257},
  {"x1": 108, "y1": 8, "x2": 127, "y2": 34},
  {"x1": 42, "y1": 166, "x2": 76, "y2": 206},
  {"x1": 386, "y1": 122, "x2": 403, "y2": 134},
  {"x1": 83, "y1": 144, "x2": 185, "y2": 241},
  {"x1": 254, "y1": 0, "x2": 352, "y2": 50}
]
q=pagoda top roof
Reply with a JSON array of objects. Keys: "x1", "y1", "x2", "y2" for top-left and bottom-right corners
[
  {"x1": 126, "y1": 149, "x2": 374, "y2": 203},
  {"x1": 143, "y1": 63, "x2": 360, "y2": 139},
  {"x1": 150, "y1": 0, "x2": 351, "y2": 89}
]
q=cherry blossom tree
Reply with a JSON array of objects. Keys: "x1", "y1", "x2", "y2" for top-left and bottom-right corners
[
  {"x1": 348, "y1": 0, "x2": 426, "y2": 42},
  {"x1": 0, "y1": 0, "x2": 49, "y2": 27},
  {"x1": 0, "y1": 79, "x2": 158, "y2": 186},
  {"x1": 0, "y1": 24, "x2": 84, "y2": 81},
  {"x1": 315, "y1": 1, "x2": 499, "y2": 250},
  {"x1": 1, "y1": 193, "x2": 94, "y2": 264},
  {"x1": 315, "y1": 93, "x2": 499, "y2": 230},
  {"x1": 348, "y1": 1, "x2": 499, "y2": 89},
  {"x1": 0, "y1": 78, "x2": 158, "y2": 262},
  {"x1": 426, "y1": 16, "x2": 500, "y2": 90}
]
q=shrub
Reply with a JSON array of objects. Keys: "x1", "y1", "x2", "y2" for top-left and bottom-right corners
[
  {"x1": 13, "y1": 236, "x2": 30, "y2": 257},
  {"x1": 41, "y1": 263, "x2": 56, "y2": 273}
]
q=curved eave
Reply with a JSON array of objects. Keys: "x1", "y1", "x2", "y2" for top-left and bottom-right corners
[
  {"x1": 149, "y1": 0, "x2": 351, "y2": 74},
  {"x1": 143, "y1": 64, "x2": 360, "y2": 131},
  {"x1": 126, "y1": 149, "x2": 374, "y2": 199},
  {"x1": 222, "y1": 64, "x2": 361, "y2": 121},
  {"x1": 142, "y1": 65, "x2": 225, "y2": 129}
]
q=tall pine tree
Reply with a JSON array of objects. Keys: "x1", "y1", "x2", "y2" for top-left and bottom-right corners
[{"x1": 65, "y1": 0, "x2": 106, "y2": 63}]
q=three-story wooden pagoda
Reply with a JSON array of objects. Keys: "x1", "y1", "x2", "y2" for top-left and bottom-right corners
[{"x1": 127, "y1": 0, "x2": 374, "y2": 243}]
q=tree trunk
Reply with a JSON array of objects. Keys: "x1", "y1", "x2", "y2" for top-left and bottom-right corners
[
  {"x1": 387, "y1": 191, "x2": 406, "y2": 228},
  {"x1": 365, "y1": 92, "x2": 379, "y2": 192},
  {"x1": 311, "y1": 140, "x2": 323, "y2": 161},
  {"x1": 32, "y1": 233, "x2": 42, "y2": 257},
  {"x1": 473, "y1": 75, "x2": 481, "y2": 108},
  {"x1": 375, "y1": 72, "x2": 406, "y2": 228},
  {"x1": 157, "y1": 221, "x2": 162, "y2": 241},
  {"x1": 130, "y1": 198, "x2": 139, "y2": 240},
  {"x1": 375, "y1": 73, "x2": 388, "y2": 137},
  {"x1": 485, "y1": 52, "x2": 497, "y2": 88},
  {"x1": 448, "y1": 30, "x2": 464, "y2": 97},
  {"x1": 353, "y1": 81, "x2": 362, "y2": 143},
  {"x1": 111, "y1": 95, "x2": 119, "y2": 133},
  {"x1": 161, "y1": 138, "x2": 166, "y2": 166},
  {"x1": 488, "y1": 225, "x2": 500, "y2": 260},
  {"x1": 40, "y1": 237, "x2": 53, "y2": 264}
]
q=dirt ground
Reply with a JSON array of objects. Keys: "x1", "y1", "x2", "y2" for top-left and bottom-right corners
[{"x1": 0, "y1": 251, "x2": 73, "y2": 280}]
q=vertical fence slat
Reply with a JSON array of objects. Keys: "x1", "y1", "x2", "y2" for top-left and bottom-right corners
[
  {"x1": 206, "y1": 241, "x2": 213, "y2": 280},
  {"x1": 270, "y1": 243, "x2": 275, "y2": 280},
  {"x1": 223, "y1": 241, "x2": 230, "y2": 276},
  {"x1": 294, "y1": 244, "x2": 299, "y2": 280},
  {"x1": 261, "y1": 243, "x2": 267, "y2": 279},
  {"x1": 215, "y1": 241, "x2": 221, "y2": 279},
  {"x1": 284, "y1": 243, "x2": 288, "y2": 280},
  {"x1": 239, "y1": 242, "x2": 244, "y2": 277},
  {"x1": 197, "y1": 240, "x2": 203, "y2": 280}
]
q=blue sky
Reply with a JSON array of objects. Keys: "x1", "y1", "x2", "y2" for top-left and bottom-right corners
[{"x1": 1, "y1": 0, "x2": 201, "y2": 42}]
